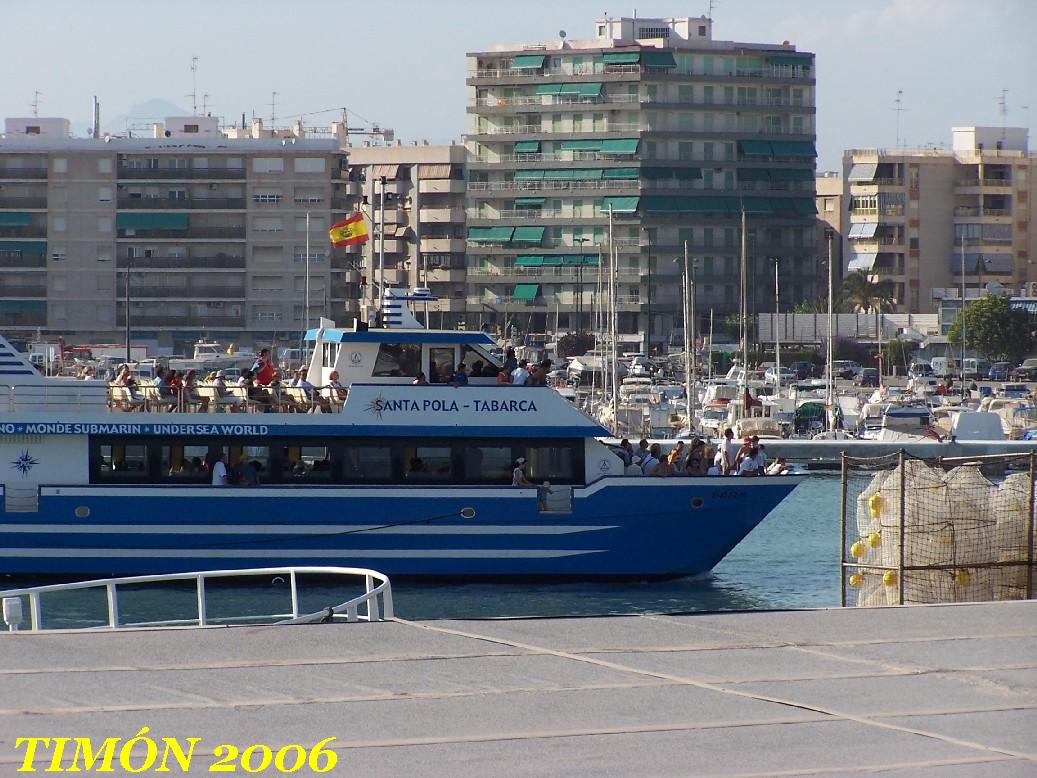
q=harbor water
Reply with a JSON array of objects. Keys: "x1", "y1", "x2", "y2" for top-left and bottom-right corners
[{"x1": 2, "y1": 476, "x2": 840, "y2": 628}]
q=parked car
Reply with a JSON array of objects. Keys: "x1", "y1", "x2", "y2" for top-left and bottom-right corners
[
  {"x1": 788, "y1": 361, "x2": 816, "y2": 380},
  {"x1": 988, "y1": 362, "x2": 1012, "y2": 381},
  {"x1": 1010, "y1": 358, "x2": 1037, "y2": 381},
  {"x1": 830, "y1": 360, "x2": 862, "y2": 380},
  {"x1": 763, "y1": 366, "x2": 796, "y2": 386},
  {"x1": 908, "y1": 361, "x2": 934, "y2": 378},
  {"x1": 854, "y1": 368, "x2": 880, "y2": 387}
]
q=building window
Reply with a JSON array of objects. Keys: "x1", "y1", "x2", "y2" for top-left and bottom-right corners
[
  {"x1": 53, "y1": 158, "x2": 67, "y2": 173},
  {"x1": 253, "y1": 158, "x2": 285, "y2": 174},
  {"x1": 184, "y1": 124, "x2": 199, "y2": 133},
  {"x1": 638, "y1": 26, "x2": 670, "y2": 39},
  {"x1": 294, "y1": 158, "x2": 326, "y2": 173},
  {"x1": 98, "y1": 186, "x2": 112, "y2": 202},
  {"x1": 98, "y1": 158, "x2": 113, "y2": 174},
  {"x1": 252, "y1": 193, "x2": 283, "y2": 204},
  {"x1": 51, "y1": 249, "x2": 66, "y2": 262},
  {"x1": 97, "y1": 247, "x2": 112, "y2": 262},
  {"x1": 53, "y1": 216, "x2": 66, "y2": 232},
  {"x1": 98, "y1": 217, "x2": 112, "y2": 232},
  {"x1": 698, "y1": 25, "x2": 707, "y2": 36}
]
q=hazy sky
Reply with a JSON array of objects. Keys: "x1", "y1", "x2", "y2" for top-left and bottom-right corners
[{"x1": 4, "y1": 0, "x2": 1035, "y2": 170}]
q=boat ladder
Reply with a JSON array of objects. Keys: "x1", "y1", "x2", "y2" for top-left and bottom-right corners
[{"x1": 0, "y1": 566, "x2": 393, "y2": 632}]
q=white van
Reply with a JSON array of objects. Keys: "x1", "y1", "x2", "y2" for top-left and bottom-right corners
[
  {"x1": 963, "y1": 358, "x2": 990, "y2": 379},
  {"x1": 930, "y1": 357, "x2": 958, "y2": 378}
]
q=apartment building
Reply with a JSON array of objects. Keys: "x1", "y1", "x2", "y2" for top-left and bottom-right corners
[
  {"x1": 341, "y1": 144, "x2": 468, "y2": 328},
  {"x1": 465, "y1": 14, "x2": 818, "y2": 350},
  {"x1": 843, "y1": 126, "x2": 1036, "y2": 314},
  {"x1": 816, "y1": 172, "x2": 845, "y2": 290},
  {"x1": 0, "y1": 115, "x2": 359, "y2": 352}
]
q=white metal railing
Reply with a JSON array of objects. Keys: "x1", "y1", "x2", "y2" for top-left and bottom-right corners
[
  {"x1": 475, "y1": 123, "x2": 644, "y2": 136},
  {"x1": 0, "y1": 566, "x2": 393, "y2": 632},
  {"x1": 476, "y1": 94, "x2": 639, "y2": 108},
  {"x1": 468, "y1": 180, "x2": 637, "y2": 192},
  {"x1": 493, "y1": 151, "x2": 634, "y2": 163}
]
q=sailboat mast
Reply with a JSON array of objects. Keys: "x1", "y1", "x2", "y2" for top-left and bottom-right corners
[
  {"x1": 740, "y1": 209, "x2": 748, "y2": 384},
  {"x1": 609, "y1": 206, "x2": 619, "y2": 430}
]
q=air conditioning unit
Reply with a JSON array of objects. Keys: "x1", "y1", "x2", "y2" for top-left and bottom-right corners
[{"x1": 208, "y1": 183, "x2": 217, "y2": 190}]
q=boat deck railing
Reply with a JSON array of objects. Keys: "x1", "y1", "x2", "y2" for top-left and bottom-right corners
[{"x1": 0, "y1": 566, "x2": 393, "y2": 632}]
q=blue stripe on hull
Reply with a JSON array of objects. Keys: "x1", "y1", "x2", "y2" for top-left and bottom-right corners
[{"x1": 0, "y1": 479, "x2": 802, "y2": 578}]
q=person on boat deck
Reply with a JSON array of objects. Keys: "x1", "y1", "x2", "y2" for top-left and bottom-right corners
[
  {"x1": 449, "y1": 364, "x2": 469, "y2": 387},
  {"x1": 80, "y1": 365, "x2": 97, "y2": 380},
  {"x1": 155, "y1": 367, "x2": 173, "y2": 397},
  {"x1": 640, "y1": 443, "x2": 661, "y2": 475},
  {"x1": 512, "y1": 457, "x2": 533, "y2": 486},
  {"x1": 407, "y1": 457, "x2": 425, "y2": 478},
  {"x1": 412, "y1": 371, "x2": 429, "y2": 386},
  {"x1": 511, "y1": 360, "x2": 531, "y2": 386},
  {"x1": 710, "y1": 446, "x2": 724, "y2": 476},
  {"x1": 252, "y1": 348, "x2": 277, "y2": 386},
  {"x1": 625, "y1": 455, "x2": 644, "y2": 476},
  {"x1": 212, "y1": 370, "x2": 241, "y2": 411},
  {"x1": 637, "y1": 439, "x2": 650, "y2": 461},
  {"x1": 182, "y1": 369, "x2": 208, "y2": 412},
  {"x1": 721, "y1": 428, "x2": 741, "y2": 475},
  {"x1": 766, "y1": 457, "x2": 789, "y2": 475},
  {"x1": 324, "y1": 370, "x2": 347, "y2": 402},
  {"x1": 536, "y1": 480, "x2": 554, "y2": 511},
  {"x1": 528, "y1": 359, "x2": 552, "y2": 386},
  {"x1": 751, "y1": 437, "x2": 767, "y2": 474},
  {"x1": 733, "y1": 435, "x2": 753, "y2": 472},
  {"x1": 668, "y1": 440, "x2": 686, "y2": 469},
  {"x1": 210, "y1": 451, "x2": 229, "y2": 486},
  {"x1": 115, "y1": 364, "x2": 138, "y2": 389},
  {"x1": 503, "y1": 347, "x2": 518, "y2": 375},
  {"x1": 649, "y1": 446, "x2": 674, "y2": 478},
  {"x1": 496, "y1": 365, "x2": 511, "y2": 384},
  {"x1": 232, "y1": 459, "x2": 259, "y2": 487},
  {"x1": 291, "y1": 368, "x2": 314, "y2": 392},
  {"x1": 737, "y1": 447, "x2": 761, "y2": 476},
  {"x1": 617, "y1": 438, "x2": 634, "y2": 467},
  {"x1": 469, "y1": 360, "x2": 485, "y2": 378}
]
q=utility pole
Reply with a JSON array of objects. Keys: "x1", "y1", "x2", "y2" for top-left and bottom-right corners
[
  {"x1": 379, "y1": 175, "x2": 387, "y2": 314},
  {"x1": 825, "y1": 229, "x2": 835, "y2": 424},
  {"x1": 683, "y1": 241, "x2": 695, "y2": 431},
  {"x1": 30, "y1": 90, "x2": 42, "y2": 117},
  {"x1": 773, "y1": 257, "x2": 781, "y2": 396},
  {"x1": 190, "y1": 56, "x2": 199, "y2": 115},
  {"x1": 960, "y1": 234, "x2": 966, "y2": 394}
]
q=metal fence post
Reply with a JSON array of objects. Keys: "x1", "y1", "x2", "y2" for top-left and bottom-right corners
[
  {"x1": 839, "y1": 452, "x2": 847, "y2": 608},
  {"x1": 1027, "y1": 452, "x2": 1035, "y2": 599},
  {"x1": 898, "y1": 449, "x2": 906, "y2": 606}
]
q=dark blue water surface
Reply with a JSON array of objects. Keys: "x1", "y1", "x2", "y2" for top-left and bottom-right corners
[{"x1": 2, "y1": 476, "x2": 841, "y2": 627}]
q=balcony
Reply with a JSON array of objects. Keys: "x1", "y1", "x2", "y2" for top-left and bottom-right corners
[
  {"x1": 0, "y1": 226, "x2": 46, "y2": 238},
  {"x1": 467, "y1": 180, "x2": 637, "y2": 193},
  {"x1": 0, "y1": 197, "x2": 47, "y2": 209},
  {"x1": 0, "y1": 284, "x2": 47, "y2": 297},
  {"x1": 0, "y1": 312, "x2": 47, "y2": 327},
  {"x1": 116, "y1": 254, "x2": 246, "y2": 269},
  {"x1": 117, "y1": 197, "x2": 246, "y2": 210},
  {"x1": 117, "y1": 166, "x2": 246, "y2": 180},
  {"x1": 329, "y1": 284, "x2": 361, "y2": 299},
  {"x1": 474, "y1": 94, "x2": 639, "y2": 109},
  {"x1": 419, "y1": 207, "x2": 465, "y2": 223},
  {"x1": 330, "y1": 197, "x2": 353, "y2": 211},
  {"x1": 117, "y1": 226, "x2": 246, "y2": 240},
  {"x1": 0, "y1": 167, "x2": 48, "y2": 179},
  {"x1": 0, "y1": 253, "x2": 47, "y2": 268},
  {"x1": 424, "y1": 267, "x2": 466, "y2": 283},
  {"x1": 337, "y1": 181, "x2": 362, "y2": 196},
  {"x1": 420, "y1": 237, "x2": 466, "y2": 253},
  {"x1": 418, "y1": 179, "x2": 466, "y2": 194},
  {"x1": 373, "y1": 238, "x2": 403, "y2": 254},
  {"x1": 119, "y1": 314, "x2": 246, "y2": 328},
  {"x1": 118, "y1": 285, "x2": 246, "y2": 299}
]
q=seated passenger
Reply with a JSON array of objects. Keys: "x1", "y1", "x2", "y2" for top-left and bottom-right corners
[
  {"x1": 412, "y1": 371, "x2": 429, "y2": 386},
  {"x1": 449, "y1": 364, "x2": 468, "y2": 387}
]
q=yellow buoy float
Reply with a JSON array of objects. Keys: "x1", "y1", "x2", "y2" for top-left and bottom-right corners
[
  {"x1": 848, "y1": 572, "x2": 863, "y2": 588},
  {"x1": 882, "y1": 571, "x2": 897, "y2": 586},
  {"x1": 849, "y1": 541, "x2": 865, "y2": 559},
  {"x1": 867, "y1": 531, "x2": 882, "y2": 548},
  {"x1": 868, "y1": 493, "x2": 884, "y2": 519}
]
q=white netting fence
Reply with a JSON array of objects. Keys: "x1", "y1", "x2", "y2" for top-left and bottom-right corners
[{"x1": 841, "y1": 452, "x2": 1036, "y2": 606}]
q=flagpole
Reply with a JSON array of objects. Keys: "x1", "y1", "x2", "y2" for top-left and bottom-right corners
[
  {"x1": 379, "y1": 175, "x2": 387, "y2": 318},
  {"x1": 305, "y1": 211, "x2": 311, "y2": 334}
]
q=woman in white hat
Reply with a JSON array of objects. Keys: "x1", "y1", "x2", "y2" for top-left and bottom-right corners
[{"x1": 512, "y1": 457, "x2": 533, "y2": 487}]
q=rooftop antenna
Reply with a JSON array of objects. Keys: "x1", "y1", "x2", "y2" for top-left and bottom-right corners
[
  {"x1": 708, "y1": 0, "x2": 717, "y2": 20},
  {"x1": 269, "y1": 91, "x2": 279, "y2": 127},
  {"x1": 201, "y1": 93, "x2": 211, "y2": 115},
  {"x1": 189, "y1": 56, "x2": 199, "y2": 115},
  {"x1": 30, "y1": 90, "x2": 42, "y2": 117},
  {"x1": 998, "y1": 89, "x2": 1008, "y2": 137},
  {"x1": 891, "y1": 89, "x2": 908, "y2": 148}
]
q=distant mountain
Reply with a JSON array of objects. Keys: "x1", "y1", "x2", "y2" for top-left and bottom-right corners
[{"x1": 102, "y1": 98, "x2": 191, "y2": 136}]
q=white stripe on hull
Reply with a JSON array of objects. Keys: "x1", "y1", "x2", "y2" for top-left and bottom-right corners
[
  {"x1": 0, "y1": 523, "x2": 618, "y2": 536},
  {"x1": 0, "y1": 547, "x2": 605, "y2": 559}
]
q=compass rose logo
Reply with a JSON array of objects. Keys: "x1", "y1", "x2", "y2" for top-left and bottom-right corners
[
  {"x1": 365, "y1": 392, "x2": 387, "y2": 419},
  {"x1": 11, "y1": 450, "x2": 38, "y2": 477}
]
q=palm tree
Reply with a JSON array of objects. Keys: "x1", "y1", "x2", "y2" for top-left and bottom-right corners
[{"x1": 841, "y1": 270, "x2": 896, "y2": 339}]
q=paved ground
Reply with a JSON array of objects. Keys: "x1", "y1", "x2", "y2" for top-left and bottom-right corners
[{"x1": 1, "y1": 601, "x2": 1035, "y2": 776}]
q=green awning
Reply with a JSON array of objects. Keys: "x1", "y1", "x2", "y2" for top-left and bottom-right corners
[
  {"x1": 514, "y1": 197, "x2": 545, "y2": 207},
  {"x1": 603, "y1": 51, "x2": 641, "y2": 64},
  {"x1": 794, "y1": 198, "x2": 818, "y2": 215},
  {"x1": 769, "y1": 168, "x2": 815, "y2": 181},
  {"x1": 116, "y1": 212, "x2": 189, "y2": 230},
  {"x1": 0, "y1": 300, "x2": 45, "y2": 313},
  {"x1": 602, "y1": 167, "x2": 639, "y2": 179},
  {"x1": 742, "y1": 198, "x2": 774, "y2": 214},
  {"x1": 768, "y1": 55, "x2": 808, "y2": 67},
  {"x1": 738, "y1": 169, "x2": 772, "y2": 181},
  {"x1": 540, "y1": 255, "x2": 599, "y2": 266},
  {"x1": 642, "y1": 50, "x2": 677, "y2": 68},
  {"x1": 535, "y1": 84, "x2": 563, "y2": 95},
  {"x1": 601, "y1": 196, "x2": 640, "y2": 213},
  {"x1": 513, "y1": 283, "x2": 540, "y2": 301},
  {"x1": 643, "y1": 196, "x2": 733, "y2": 214},
  {"x1": 468, "y1": 226, "x2": 515, "y2": 242},
  {"x1": 512, "y1": 54, "x2": 546, "y2": 69},
  {"x1": 512, "y1": 226, "x2": 546, "y2": 243},
  {"x1": 0, "y1": 212, "x2": 33, "y2": 226},
  {"x1": 556, "y1": 83, "x2": 582, "y2": 95},
  {"x1": 641, "y1": 166, "x2": 701, "y2": 180},
  {"x1": 575, "y1": 83, "x2": 603, "y2": 96},
  {"x1": 560, "y1": 140, "x2": 603, "y2": 151},
  {"x1": 514, "y1": 170, "x2": 545, "y2": 181},
  {"x1": 543, "y1": 169, "x2": 604, "y2": 180},
  {"x1": 513, "y1": 140, "x2": 541, "y2": 153},
  {"x1": 515, "y1": 256, "x2": 544, "y2": 267},
  {"x1": 738, "y1": 140, "x2": 774, "y2": 157},
  {"x1": 599, "y1": 138, "x2": 640, "y2": 154},
  {"x1": 0, "y1": 240, "x2": 46, "y2": 254},
  {"x1": 770, "y1": 141, "x2": 817, "y2": 158}
]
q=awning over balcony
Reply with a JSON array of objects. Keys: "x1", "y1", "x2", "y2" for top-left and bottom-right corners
[
  {"x1": 513, "y1": 283, "x2": 540, "y2": 301},
  {"x1": 514, "y1": 197, "x2": 545, "y2": 207},
  {"x1": 371, "y1": 164, "x2": 400, "y2": 178},
  {"x1": 512, "y1": 226, "x2": 545, "y2": 243},
  {"x1": 742, "y1": 198, "x2": 774, "y2": 214},
  {"x1": 983, "y1": 255, "x2": 1013, "y2": 274},
  {"x1": 848, "y1": 252, "x2": 878, "y2": 271},
  {"x1": 769, "y1": 167, "x2": 814, "y2": 181},
  {"x1": 601, "y1": 196, "x2": 640, "y2": 213},
  {"x1": 516, "y1": 255, "x2": 599, "y2": 267},
  {"x1": 954, "y1": 253, "x2": 1014, "y2": 274},
  {"x1": 557, "y1": 83, "x2": 603, "y2": 96},
  {"x1": 515, "y1": 256, "x2": 544, "y2": 267},
  {"x1": 0, "y1": 212, "x2": 33, "y2": 226},
  {"x1": 847, "y1": 162, "x2": 878, "y2": 183},
  {"x1": 602, "y1": 167, "x2": 639, "y2": 179},
  {"x1": 738, "y1": 140, "x2": 773, "y2": 157},
  {"x1": 599, "y1": 138, "x2": 640, "y2": 154},
  {"x1": 116, "y1": 212, "x2": 189, "y2": 230},
  {"x1": 513, "y1": 140, "x2": 541, "y2": 153},
  {"x1": 543, "y1": 168, "x2": 603, "y2": 180},
  {"x1": 417, "y1": 164, "x2": 452, "y2": 178},
  {"x1": 0, "y1": 300, "x2": 45, "y2": 313},
  {"x1": 468, "y1": 226, "x2": 515, "y2": 243},
  {"x1": 643, "y1": 196, "x2": 731, "y2": 213},
  {"x1": 770, "y1": 140, "x2": 817, "y2": 157},
  {"x1": 560, "y1": 140, "x2": 603, "y2": 151},
  {"x1": 603, "y1": 51, "x2": 641, "y2": 64},
  {"x1": 642, "y1": 166, "x2": 701, "y2": 180},
  {"x1": 793, "y1": 198, "x2": 817, "y2": 214},
  {"x1": 535, "y1": 84, "x2": 563, "y2": 95},
  {"x1": 847, "y1": 222, "x2": 878, "y2": 239},
  {"x1": 514, "y1": 170, "x2": 545, "y2": 180},
  {"x1": 643, "y1": 50, "x2": 677, "y2": 68},
  {"x1": 511, "y1": 54, "x2": 546, "y2": 69},
  {"x1": 0, "y1": 240, "x2": 46, "y2": 254}
]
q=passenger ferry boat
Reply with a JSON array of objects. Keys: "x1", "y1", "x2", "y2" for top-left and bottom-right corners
[{"x1": 0, "y1": 297, "x2": 803, "y2": 579}]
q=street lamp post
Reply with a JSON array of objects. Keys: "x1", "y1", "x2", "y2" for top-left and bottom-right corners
[
  {"x1": 825, "y1": 229, "x2": 835, "y2": 423},
  {"x1": 124, "y1": 263, "x2": 131, "y2": 364}
]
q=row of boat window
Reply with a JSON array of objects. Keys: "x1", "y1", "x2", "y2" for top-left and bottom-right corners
[{"x1": 90, "y1": 437, "x2": 581, "y2": 485}]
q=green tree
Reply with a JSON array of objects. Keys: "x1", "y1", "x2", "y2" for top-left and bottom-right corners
[
  {"x1": 841, "y1": 270, "x2": 896, "y2": 338},
  {"x1": 880, "y1": 338, "x2": 916, "y2": 374},
  {"x1": 556, "y1": 332, "x2": 596, "y2": 358},
  {"x1": 948, "y1": 296, "x2": 1035, "y2": 362}
]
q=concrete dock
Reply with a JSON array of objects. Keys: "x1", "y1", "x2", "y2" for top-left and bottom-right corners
[{"x1": 1, "y1": 601, "x2": 1035, "y2": 776}]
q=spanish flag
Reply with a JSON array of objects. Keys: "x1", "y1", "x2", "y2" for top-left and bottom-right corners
[{"x1": 329, "y1": 213, "x2": 369, "y2": 247}]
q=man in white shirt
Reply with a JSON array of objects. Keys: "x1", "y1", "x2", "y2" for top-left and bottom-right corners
[
  {"x1": 722, "y1": 428, "x2": 741, "y2": 474},
  {"x1": 211, "y1": 452, "x2": 229, "y2": 486},
  {"x1": 291, "y1": 369, "x2": 314, "y2": 391},
  {"x1": 640, "y1": 444, "x2": 660, "y2": 475},
  {"x1": 511, "y1": 361, "x2": 531, "y2": 386}
]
